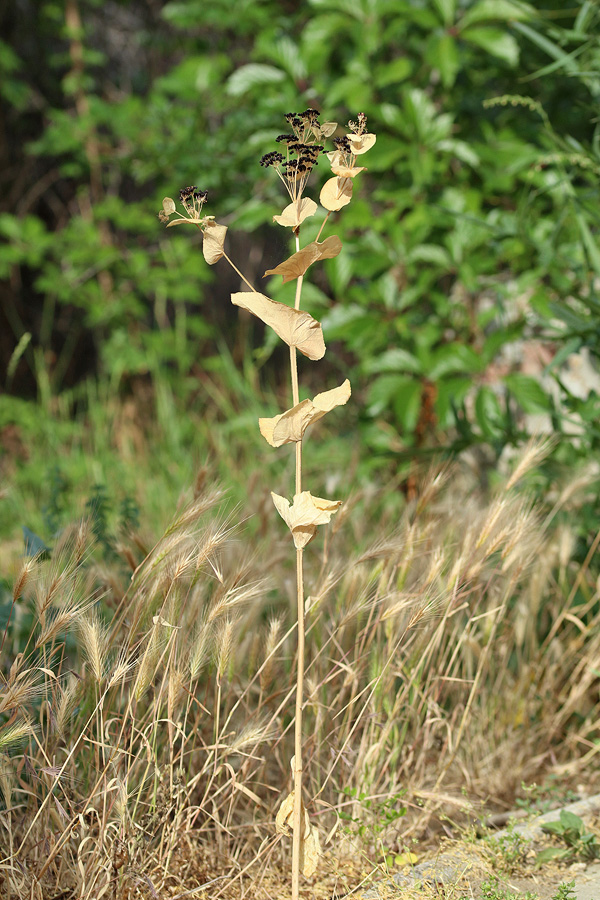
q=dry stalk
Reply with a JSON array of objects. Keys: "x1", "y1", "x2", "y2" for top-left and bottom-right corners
[{"x1": 159, "y1": 108, "x2": 376, "y2": 897}]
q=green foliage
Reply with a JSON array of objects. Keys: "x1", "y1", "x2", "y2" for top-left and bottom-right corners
[
  {"x1": 537, "y1": 810, "x2": 600, "y2": 866},
  {"x1": 2, "y1": 0, "x2": 599, "y2": 494},
  {"x1": 339, "y1": 785, "x2": 407, "y2": 854},
  {"x1": 515, "y1": 779, "x2": 579, "y2": 816},
  {"x1": 484, "y1": 822, "x2": 531, "y2": 874},
  {"x1": 551, "y1": 882, "x2": 577, "y2": 900},
  {"x1": 475, "y1": 876, "x2": 537, "y2": 900},
  {"x1": 457, "y1": 877, "x2": 577, "y2": 900}
]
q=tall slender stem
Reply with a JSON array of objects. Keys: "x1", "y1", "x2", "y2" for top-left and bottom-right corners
[
  {"x1": 222, "y1": 251, "x2": 257, "y2": 293},
  {"x1": 291, "y1": 234, "x2": 304, "y2": 900}
]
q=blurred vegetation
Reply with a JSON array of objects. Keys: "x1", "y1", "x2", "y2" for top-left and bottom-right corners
[{"x1": 0, "y1": 0, "x2": 599, "y2": 549}]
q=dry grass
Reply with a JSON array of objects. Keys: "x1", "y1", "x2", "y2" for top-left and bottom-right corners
[{"x1": 0, "y1": 442, "x2": 599, "y2": 899}]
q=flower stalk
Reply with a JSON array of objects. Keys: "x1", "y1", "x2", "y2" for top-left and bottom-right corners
[{"x1": 159, "y1": 107, "x2": 376, "y2": 899}]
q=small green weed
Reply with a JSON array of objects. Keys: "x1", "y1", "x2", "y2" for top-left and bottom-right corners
[
  {"x1": 483, "y1": 823, "x2": 531, "y2": 874},
  {"x1": 339, "y1": 786, "x2": 408, "y2": 864},
  {"x1": 457, "y1": 876, "x2": 575, "y2": 900},
  {"x1": 516, "y1": 779, "x2": 579, "y2": 816},
  {"x1": 551, "y1": 881, "x2": 577, "y2": 900},
  {"x1": 537, "y1": 810, "x2": 600, "y2": 866},
  {"x1": 468, "y1": 875, "x2": 537, "y2": 900}
]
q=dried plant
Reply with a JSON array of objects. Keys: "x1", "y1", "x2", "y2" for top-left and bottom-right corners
[
  {"x1": 4, "y1": 108, "x2": 600, "y2": 900},
  {"x1": 160, "y1": 107, "x2": 376, "y2": 897}
]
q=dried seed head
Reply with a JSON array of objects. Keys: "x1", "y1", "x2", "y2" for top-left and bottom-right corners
[{"x1": 78, "y1": 611, "x2": 109, "y2": 683}]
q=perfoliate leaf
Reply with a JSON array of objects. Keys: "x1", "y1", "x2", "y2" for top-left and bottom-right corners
[
  {"x1": 271, "y1": 491, "x2": 342, "y2": 548},
  {"x1": 314, "y1": 121, "x2": 337, "y2": 138},
  {"x1": 273, "y1": 197, "x2": 318, "y2": 228},
  {"x1": 320, "y1": 177, "x2": 353, "y2": 211},
  {"x1": 202, "y1": 221, "x2": 228, "y2": 265},
  {"x1": 275, "y1": 791, "x2": 296, "y2": 835},
  {"x1": 162, "y1": 197, "x2": 176, "y2": 215},
  {"x1": 301, "y1": 824, "x2": 322, "y2": 877},
  {"x1": 166, "y1": 218, "x2": 197, "y2": 227},
  {"x1": 264, "y1": 235, "x2": 342, "y2": 283},
  {"x1": 231, "y1": 291, "x2": 325, "y2": 359},
  {"x1": 347, "y1": 133, "x2": 376, "y2": 154},
  {"x1": 331, "y1": 164, "x2": 366, "y2": 178},
  {"x1": 326, "y1": 149, "x2": 344, "y2": 167},
  {"x1": 259, "y1": 379, "x2": 351, "y2": 447},
  {"x1": 274, "y1": 790, "x2": 321, "y2": 876}
]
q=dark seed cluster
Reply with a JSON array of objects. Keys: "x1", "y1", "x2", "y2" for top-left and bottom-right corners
[
  {"x1": 179, "y1": 186, "x2": 208, "y2": 203},
  {"x1": 178, "y1": 185, "x2": 208, "y2": 217},
  {"x1": 261, "y1": 109, "x2": 328, "y2": 199},
  {"x1": 260, "y1": 151, "x2": 285, "y2": 168},
  {"x1": 333, "y1": 136, "x2": 352, "y2": 153},
  {"x1": 348, "y1": 112, "x2": 367, "y2": 135}
]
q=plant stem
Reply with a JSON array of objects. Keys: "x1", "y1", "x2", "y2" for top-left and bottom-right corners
[
  {"x1": 222, "y1": 251, "x2": 257, "y2": 293},
  {"x1": 291, "y1": 235, "x2": 304, "y2": 900}
]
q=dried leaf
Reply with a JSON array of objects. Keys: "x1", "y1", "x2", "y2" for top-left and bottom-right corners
[
  {"x1": 320, "y1": 177, "x2": 353, "y2": 212},
  {"x1": 166, "y1": 218, "x2": 197, "y2": 227},
  {"x1": 273, "y1": 197, "x2": 318, "y2": 228},
  {"x1": 314, "y1": 121, "x2": 337, "y2": 139},
  {"x1": 162, "y1": 197, "x2": 176, "y2": 215},
  {"x1": 231, "y1": 292, "x2": 325, "y2": 360},
  {"x1": 271, "y1": 491, "x2": 342, "y2": 548},
  {"x1": 347, "y1": 132, "x2": 377, "y2": 155},
  {"x1": 301, "y1": 824, "x2": 322, "y2": 877},
  {"x1": 276, "y1": 791, "x2": 311, "y2": 833},
  {"x1": 264, "y1": 236, "x2": 342, "y2": 284},
  {"x1": 203, "y1": 222, "x2": 228, "y2": 265},
  {"x1": 259, "y1": 379, "x2": 351, "y2": 447},
  {"x1": 275, "y1": 791, "x2": 321, "y2": 876},
  {"x1": 276, "y1": 791, "x2": 295, "y2": 835},
  {"x1": 331, "y1": 165, "x2": 366, "y2": 178}
]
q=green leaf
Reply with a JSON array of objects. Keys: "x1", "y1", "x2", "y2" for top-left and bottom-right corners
[
  {"x1": 460, "y1": 0, "x2": 533, "y2": 29},
  {"x1": 426, "y1": 33, "x2": 460, "y2": 88},
  {"x1": 261, "y1": 36, "x2": 307, "y2": 82},
  {"x1": 462, "y1": 27, "x2": 520, "y2": 66},
  {"x1": 559, "y1": 810, "x2": 584, "y2": 834},
  {"x1": 22, "y1": 527, "x2": 51, "y2": 560},
  {"x1": 536, "y1": 847, "x2": 570, "y2": 866},
  {"x1": 431, "y1": 0, "x2": 456, "y2": 26},
  {"x1": 407, "y1": 244, "x2": 452, "y2": 268},
  {"x1": 226, "y1": 63, "x2": 286, "y2": 96},
  {"x1": 475, "y1": 387, "x2": 503, "y2": 438},
  {"x1": 393, "y1": 378, "x2": 423, "y2": 433},
  {"x1": 367, "y1": 374, "x2": 420, "y2": 427},
  {"x1": 364, "y1": 348, "x2": 422, "y2": 375},
  {"x1": 428, "y1": 344, "x2": 483, "y2": 380},
  {"x1": 375, "y1": 57, "x2": 413, "y2": 88},
  {"x1": 512, "y1": 22, "x2": 580, "y2": 76},
  {"x1": 504, "y1": 374, "x2": 551, "y2": 412},
  {"x1": 436, "y1": 138, "x2": 480, "y2": 167},
  {"x1": 576, "y1": 214, "x2": 600, "y2": 276}
]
